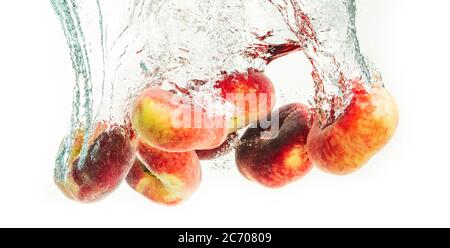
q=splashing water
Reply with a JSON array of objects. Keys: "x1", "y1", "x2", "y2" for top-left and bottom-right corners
[{"x1": 51, "y1": 0, "x2": 379, "y2": 177}]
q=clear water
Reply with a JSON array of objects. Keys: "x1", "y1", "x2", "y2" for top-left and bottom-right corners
[{"x1": 51, "y1": 0, "x2": 379, "y2": 178}]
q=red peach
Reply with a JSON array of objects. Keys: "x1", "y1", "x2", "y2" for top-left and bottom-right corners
[
  {"x1": 215, "y1": 69, "x2": 276, "y2": 131},
  {"x1": 55, "y1": 124, "x2": 137, "y2": 203},
  {"x1": 235, "y1": 103, "x2": 312, "y2": 188},
  {"x1": 196, "y1": 132, "x2": 239, "y2": 160},
  {"x1": 132, "y1": 88, "x2": 229, "y2": 152},
  {"x1": 307, "y1": 82, "x2": 399, "y2": 175},
  {"x1": 126, "y1": 140, "x2": 201, "y2": 206}
]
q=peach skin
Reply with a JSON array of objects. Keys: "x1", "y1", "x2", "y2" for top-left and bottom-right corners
[
  {"x1": 215, "y1": 69, "x2": 276, "y2": 131},
  {"x1": 55, "y1": 124, "x2": 137, "y2": 203},
  {"x1": 132, "y1": 88, "x2": 229, "y2": 152},
  {"x1": 307, "y1": 82, "x2": 399, "y2": 175},
  {"x1": 126, "y1": 140, "x2": 202, "y2": 205},
  {"x1": 235, "y1": 103, "x2": 312, "y2": 188}
]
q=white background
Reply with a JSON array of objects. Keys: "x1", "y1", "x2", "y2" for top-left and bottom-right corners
[{"x1": 0, "y1": 0, "x2": 449, "y2": 227}]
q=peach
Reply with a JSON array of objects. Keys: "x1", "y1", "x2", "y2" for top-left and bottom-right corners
[
  {"x1": 55, "y1": 124, "x2": 137, "y2": 203},
  {"x1": 307, "y1": 82, "x2": 399, "y2": 175},
  {"x1": 132, "y1": 88, "x2": 229, "y2": 152},
  {"x1": 196, "y1": 132, "x2": 239, "y2": 160},
  {"x1": 235, "y1": 103, "x2": 312, "y2": 188},
  {"x1": 215, "y1": 69, "x2": 276, "y2": 131},
  {"x1": 126, "y1": 140, "x2": 201, "y2": 205}
]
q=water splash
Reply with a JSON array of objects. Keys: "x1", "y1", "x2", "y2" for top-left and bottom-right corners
[{"x1": 51, "y1": 0, "x2": 378, "y2": 177}]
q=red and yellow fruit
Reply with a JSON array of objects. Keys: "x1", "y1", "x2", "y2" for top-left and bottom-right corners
[
  {"x1": 126, "y1": 140, "x2": 202, "y2": 205},
  {"x1": 307, "y1": 82, "x2": 399, "y2": 175},
  {"x1": 55, "y1": 123, "x2": 137, "y2": 203},
  {"x1": 132, "y1": 88, "x2": 229, "y2": 152},
  {"x1": 235, "y1": 103, "x2": 312, "y2": 188},
  {"x1": 215, "y1": 70, "x2": 276, "y2": 131}
]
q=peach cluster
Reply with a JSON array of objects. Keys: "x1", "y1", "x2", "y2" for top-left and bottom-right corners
[
  {"x1": 127, "y1": 70, "x2": 276, "y2": 205},
  {"x1": 55, "y1": 71, "x2": 398, "y2": 205},
  {"x1": 236, "y1": 81, "x2": 398, "y2": 188}
]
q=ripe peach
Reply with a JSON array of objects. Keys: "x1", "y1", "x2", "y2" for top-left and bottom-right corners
[
  {"x1": 132, "y1": 88, "x2": 229, "y2": 152},
  {"x1": 307, "y1": 82, "x2": 399, "y2": 175},
  {"x1": 126, "y1": 140, "x2": 202, "y2": 205},
  {"x1": 196, "y1": 132, "x2": 239, "y2": 160},
  {"x1": 215, "y1": 69, "x2": 276, "y2": 131},
  {"x1": 235, "y1": 103, "x2": 312, "y2": 188},
  {"x1": 55, "y1": 124, "x2": 137, "y2": 203}
]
